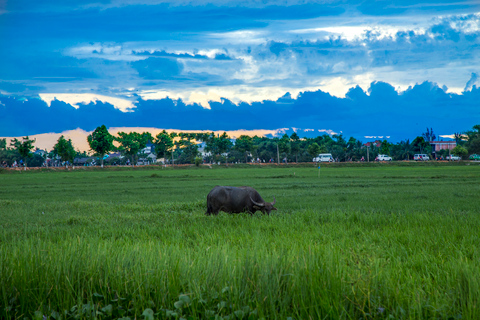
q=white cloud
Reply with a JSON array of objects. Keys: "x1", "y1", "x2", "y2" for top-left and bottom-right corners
[
  {"x1": 139, "y1": 86, "x2": 310, "y2": 107},
  {"x1": 318, "y1": 129, "x2": 338, "y2": 135},
  {"x1": 39, "y1": 93, "x2": 136, "y2": 112}
]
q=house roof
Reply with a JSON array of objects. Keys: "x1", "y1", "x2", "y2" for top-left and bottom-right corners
[{"x1": 429, "y1": 141, "x2": 456, "y2": 144}]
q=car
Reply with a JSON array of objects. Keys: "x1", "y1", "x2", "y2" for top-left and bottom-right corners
[
  {"x1": 313, "y1": 153, "x2": 334, "y2": 162},
  {"x1": 446, "y1": 155, "x2": 461, "y2": 161},
  {"x1": 469, "y1": 154, "x2": 480, "y2": 160},
  {"x1": 414, "y1": 154, "x2": 429, "y2": 161},
  {"x1": 375, "y1": 154, "x2": 392, "y2": 161}
]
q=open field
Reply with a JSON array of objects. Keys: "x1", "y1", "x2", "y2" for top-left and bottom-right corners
[{"x1": 1, "y1": 164, "x2": 480, "y2": 319}]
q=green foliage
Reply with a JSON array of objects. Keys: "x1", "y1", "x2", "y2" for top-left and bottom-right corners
[
  {"x1": 391, "y1": 139, "x2": 414, "y2": 160},
  {"x1": 289, "y1": 132, "x2": 300, "y2": 162},
  {"x1": 234, "y1": 135, "x2": 253, "y2": 163},
  {"x1": 29, "y1": 154, "x2": 45, "y2": 167},
  {"x1": 217, "y1": 132, "x2": 233, "y2": 158},
  {"x1": 87, "y1": 125, "x2": 115, "y2": 167},
  {"x1": 116, "y1": 131, "x2": 151, "y2": 165},
  {"x1": 278, "y1": 134, "x2": 291, "y2": 160},
  {"x1": 10, "y1": 136, "x2": 35, "y2": 166},
  {"x1": 412, "y1": 136, "x2": 431, "y2": 154},
  {"x1": 194, "y1": 156, "x2": 202, "y2": 166},
  {"x1": 452, "y1": 145, "x2": 468, "y2": 158},
  {"x1": 435, "y1": 148, "x2": 450, "y2": 159},
  {"x1": 0, "y1": 138, "x2": 6, "y2": 150},
  {"x1": 174, "y1": 134, "x2": 200, "y2": 164},
  {"x1": 53, "y1": 135, "x2": 76, "y2": 165},
  {"x1": 379, "y1": 139, "x2": 392, "y2": 155},
  {"x1": 203, "y1": 132, "x2": 233, "y2": 164},
  {"x1": 307, "y1": 142, "x2": 321, "y2": 159},
  {"x1": 0, "y1": 148, "x2": 21, "y2": 166},
  {"x1": 154, "y1": 130, "x2": 175, "y2": 160},
  {"x1": 465, "y1": 124, "x2": 480, "y2": 155}
]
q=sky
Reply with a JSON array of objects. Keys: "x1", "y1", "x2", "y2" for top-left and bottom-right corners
[{"x1": 1, "y1": 0, "x2": 479, "y2": 145}]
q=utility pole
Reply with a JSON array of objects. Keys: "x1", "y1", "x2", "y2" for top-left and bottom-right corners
[{"x1": 367, "y1": 146, "x2": 370, "y2": 162}]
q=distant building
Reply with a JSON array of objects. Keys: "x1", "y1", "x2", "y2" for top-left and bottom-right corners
[
  {"x1": 34, "y1": 149, "x2": 47, "y2": 156},
  {"x1": 140, "y1": 141, "x2": 155, "y2": 155},
  {"x1": 430, "y1": 140, "x2": 456, "y2": 157}
]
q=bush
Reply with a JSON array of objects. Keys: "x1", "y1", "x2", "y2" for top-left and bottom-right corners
[
  {"x1": 452, "y1": 145, "x2": 468, "y2": 159},
  {"x1": 194, "y1": 157, "x2": 202, "y2": 167}
]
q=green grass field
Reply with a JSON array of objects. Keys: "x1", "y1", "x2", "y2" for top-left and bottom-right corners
[{"x1": 1, "y1": 164, "x2": 479, "y2": 319}]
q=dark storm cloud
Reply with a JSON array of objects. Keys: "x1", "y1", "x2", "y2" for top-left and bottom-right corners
[{"x1": 1, "y1": 81, "x2": 479, "y2": 140}]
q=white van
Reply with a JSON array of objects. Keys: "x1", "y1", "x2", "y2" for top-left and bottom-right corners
[
  {"x1": 414, "y1": 154, "x2": 429, "y2": 161},
  {"x1": 313, "y1": 153, "x2": 334, "y2": 162}
]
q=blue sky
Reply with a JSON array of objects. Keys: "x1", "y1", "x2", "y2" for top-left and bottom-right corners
[{"x1": 1, "y1": 0, "x2": 479, "y2": 141}]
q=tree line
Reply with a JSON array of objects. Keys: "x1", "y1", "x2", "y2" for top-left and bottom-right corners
[{"x1": 1, "y1": 125, "x2": 480, "y2": 168}]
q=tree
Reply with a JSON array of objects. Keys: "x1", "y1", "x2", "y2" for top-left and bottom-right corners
[
  {"x1": 216, "y1": 132, "x2": 233, "y2": 164},
  {"x1": 178, "y1": 142, "x2": 199, "y2": 164},
  {"x1": 234, "y1": 135, "x2": 253, "y2": 163},
  {"x1": 154, "y1": 130, "x2": 175, "y2": 163},
  {"x1": 0, "y1": 138, "x2": 6, "y2": 150},
  {"x1": 451, "y1": 145, "x2": 468, "y2": 159},
  {"x1": 329, "y1": 134, "x2": 347, "y2": 161},
  {"x1": 175, "y1": 133, "x2": 199, "y2": 164},
  {"x1": 10, "y1": 136, "x2": 35, "y2": 170},
  {"x1": 307, "y1": 142, "x2": 321, "y2": 161},
  {"x1": 379, "y1": 140, "x2": 392, "y2": 155},
  {"x1": 203, "y1": 132, "x2": 233, "y2": 165},
  {"x1": 412, "y1": 136, "x2": 430, "y2": 154},
  {"x1": 454, "y1": 132, "x2": 464, "y2": 145},
  {"x1": 115, "y1": 132, "x2": 151, "y2": 166},
  {"x1": 422, "y1": 128, "x2": 436, "y2": 142},
  {"x1": 395, "y1": 139, "x2": 413, "y2": 160},
  {"x1": 290, "y1": 132, "x2": 301, "y2": 163},
  {"x1": 465, "y1": 124, "x2": 480, "y2": 155},
  {"x1": 53, "y1": 135, "x2": 76, "y2": 168},
  {"x1": 87, "y1": 125, "x2": 115, "y2": 168},
  {"x1": 278, "y1": 134, "x2": 291, "y2": 163}
]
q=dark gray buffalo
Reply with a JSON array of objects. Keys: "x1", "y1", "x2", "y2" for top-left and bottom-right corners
[{"x1": 205, "y1": 186, "x2": 277, "y2": 215}]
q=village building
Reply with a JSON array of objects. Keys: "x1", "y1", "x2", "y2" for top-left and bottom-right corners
[{"x1": 429, "y1": 140, "x2": 457, "y2": 158}]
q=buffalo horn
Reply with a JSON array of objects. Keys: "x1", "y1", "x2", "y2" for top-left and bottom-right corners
[
  {"x1": 271, "y1": 196, "x2": 276, "y2": 205},
  {"x1": 250, "y1": 197, "x2": 265, "y2": 207}
]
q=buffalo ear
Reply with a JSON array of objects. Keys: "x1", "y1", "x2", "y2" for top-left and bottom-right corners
[
  {"x1": 272, "y1": 207, "x2": 277, "y2": 211},
  {"x1": 253, "y1": 205, "x2": 262, "y2": 210}
]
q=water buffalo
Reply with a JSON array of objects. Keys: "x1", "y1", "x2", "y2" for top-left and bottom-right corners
[{"x1": 205, "y1": 186, "x2": 277, "y2": 215}]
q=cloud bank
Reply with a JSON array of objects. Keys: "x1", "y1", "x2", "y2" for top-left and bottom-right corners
[{"x1": 1, "y1": 80, "x2": 479, "y2": 141}]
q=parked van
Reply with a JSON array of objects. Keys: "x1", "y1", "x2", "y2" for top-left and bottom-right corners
[
  {"x1": 313, "y1": 153, "x2": 334, "y2": 162},
  {"x1": 414, "y1": 154, "x2": 429, "y2": 161},
  {"x1": 376, "y1": 154, "x2": 392, "y2": 161}
]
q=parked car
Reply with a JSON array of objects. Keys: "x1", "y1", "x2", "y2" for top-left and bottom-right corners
[
  {"x1": 375, "y1": 154, "x2": 392, "y2": 161},
  {"x1": 414, "y1": 154, "x2": 429, "y2": 161},
  {"x1": 313, "y1": 153, "x2": 334, "y2": 162},
  {"x1": 446, "y1": 155, "x2": 461, "y2": 161},
  {"x1": 469, "y1": 154, "x2": 480, "y2": 160}
]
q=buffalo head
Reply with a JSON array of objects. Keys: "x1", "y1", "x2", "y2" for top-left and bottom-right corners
[{"x1": 250, "y1": 196, "x2": 277, "y2": 215}]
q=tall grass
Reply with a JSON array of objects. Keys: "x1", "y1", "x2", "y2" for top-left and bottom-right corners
[{"x1": 1, "y1": 165, "x2": 479, "y2": 319}]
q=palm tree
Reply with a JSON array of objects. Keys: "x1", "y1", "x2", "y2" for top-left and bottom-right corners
[{"x1": 399, "y1": 140, "x2": 413, "y2": 160}]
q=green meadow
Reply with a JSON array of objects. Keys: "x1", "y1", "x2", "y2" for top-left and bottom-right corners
[{"x1": 1, "y1": 163, "x2": 479, "y2": 319}]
